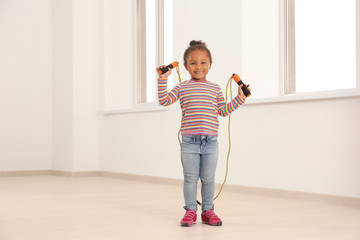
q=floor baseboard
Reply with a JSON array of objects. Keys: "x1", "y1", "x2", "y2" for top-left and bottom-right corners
[
  {"x1": 51, "y1": 170, "x2": 100, "y2": 177},
  {"x1": 0, "y1": 170, "x2": 99, "y2": 177},
  {"x1": 0, "y1": 170, "x2": 52, "y2": 177}
]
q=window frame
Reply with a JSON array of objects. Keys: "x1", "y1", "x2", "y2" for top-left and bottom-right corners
[
  {"x1": 102, "y1": 0, "x2": 173, "y2": 115},
  {"x1": 136, "y1": 0, "x2": 165, "y2": 105},
  {"x1": 278, "y1": 0, "x2": 360, "y2": 100},
  {"x1": 282, "y1": 0, "x2": 296, "y2": 95}
]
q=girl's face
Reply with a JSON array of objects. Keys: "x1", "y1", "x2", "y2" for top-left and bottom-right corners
[{"x1": 184, "y1": 50, "x2": 212, "y2": 81}]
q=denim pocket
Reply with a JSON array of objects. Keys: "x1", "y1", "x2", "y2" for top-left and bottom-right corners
[
  {"x1": 181, "y1": 135, "x2": 199, "y2": 153},
  {"x1": 208, "y1": 135, "x2": 218, "y2": 142},
  {"x1": 200, "y1": 136, "x2": 218, "y2": 154},
  {"x1": 182, "y1": 135, "x2": 195, "y2": 143}
]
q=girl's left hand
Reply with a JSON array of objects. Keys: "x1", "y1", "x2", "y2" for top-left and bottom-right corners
[{"x1": 238, "y1": 84, "x2": 251, "y2": 100}]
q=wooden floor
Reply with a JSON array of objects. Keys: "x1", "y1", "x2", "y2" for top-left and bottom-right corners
[{"x1": 0, "y1": 175, "x2": 359, "y2": 240}]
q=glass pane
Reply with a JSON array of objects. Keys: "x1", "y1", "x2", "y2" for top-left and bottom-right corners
[
  {"x1": 164, "y1": 0, "x2": 174, "y2": 91},
  {"x1": 295, "y1": 0, "x2": 356, "y2": 92},
  {"x1": 146, "y1": 0, "x2": 156, "y2": 102}
]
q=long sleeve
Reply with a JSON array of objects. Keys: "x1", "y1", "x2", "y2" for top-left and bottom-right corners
[
  {"x1": 158, "y1": 78, "x2": 180, "y2": 106},
  {"x1": 217, "y1": 89, "x2": 245, "y2": 117}
]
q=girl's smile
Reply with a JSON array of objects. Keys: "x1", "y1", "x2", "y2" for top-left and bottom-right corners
[{"x1": 184, "y1": 50, "x2": 212, "y2": 82}]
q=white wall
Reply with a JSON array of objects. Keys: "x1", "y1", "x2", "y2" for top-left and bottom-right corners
[
  {"x1": 99, "y1": 0, "x2": 360, "y2": 198},
  {"x1": 0, "y1": 0, "x2": 52, "y2": 171},
  {"x1": 52, "y1": 0, "x2": 100, "y2": 172},
  {"x1": 103, "y1": 0, "x2": 134, "y2": 110},
  {"x1": 0, "y1": 0, "x2": 100, "y2": 172},
  {"x1": 227, "y1": 98, "x2": 360, "y2": 197},
  {"x1": 71, "y1": 0, "x2": 100, "y2": 171},
  {"x1": 52, "y1": 0, "x2": 73, "y2": 171},
  {"x1": 173, "y1": 0, "x2": 243, "y2": 84},
  {"x1": 242, "y1": 0, "x2": 280, "y2": 98}
]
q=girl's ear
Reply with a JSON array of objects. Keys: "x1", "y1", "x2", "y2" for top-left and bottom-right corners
[{"x1": 184, "y1": 62, "x2": 188, "y2": 70}]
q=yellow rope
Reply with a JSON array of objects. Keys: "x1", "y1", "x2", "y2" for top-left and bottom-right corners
[
  {"x1": 214, "y1": 76, "x2": 233, "y2": 200},
  {"x1": 174, "y1": 66, "x2": 233, "y2": 202},
  {"x1": 176, "y1": 65, "x2": 182, "y2": 83},
  {"x1": 176, "y1": 65, "x2": 183, "y2": 152}
]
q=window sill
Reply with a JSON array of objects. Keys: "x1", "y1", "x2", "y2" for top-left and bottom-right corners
[
  {"x1": 101, "y1": 102, "x2": 168, "y2": 115},
  {"x1": 246, "y1": 88, "x2": 360, "y2": 105},
  {"x1": 100, "y1": 89, "x2": 360, "y2": 115}
]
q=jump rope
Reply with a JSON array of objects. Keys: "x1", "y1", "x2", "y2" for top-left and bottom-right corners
[{"x1": 158, "y1": 62, "x2": 251, "y2": 205}]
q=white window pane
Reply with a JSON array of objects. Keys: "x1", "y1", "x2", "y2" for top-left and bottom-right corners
[
  {"x1": 295, "y1": 0, "x2": 356, "y2": 93},
  {"x1": 146, "y1": 0, "x2": 156, "y2": 102},
  {"x1": 164, "y1": 0, "x2": 174, "y2": 91}
]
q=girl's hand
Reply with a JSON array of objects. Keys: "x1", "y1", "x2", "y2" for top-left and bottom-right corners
[
  {"x1": 238, "y1": 84, "x2": 251, "y2": 100},
  {"x1": 156, "y1": 65, "x2": 172, "y2": 78}
]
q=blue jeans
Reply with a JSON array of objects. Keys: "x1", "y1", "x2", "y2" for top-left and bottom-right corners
[{"x1": 181, "y1": 135, "x2": 219, "y2": 212}]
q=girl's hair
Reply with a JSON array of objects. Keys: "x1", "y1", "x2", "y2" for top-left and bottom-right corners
[{"x1": 183, "y1": 40, "x2": 213, "y2": 64}]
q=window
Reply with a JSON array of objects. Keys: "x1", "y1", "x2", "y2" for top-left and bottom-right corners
[
  {"x1": 136, "y1": 0, "x2": 173, "y2": 104},
  {"x1": 283, "y1": 0, "x2": 358, "y2": 94}
]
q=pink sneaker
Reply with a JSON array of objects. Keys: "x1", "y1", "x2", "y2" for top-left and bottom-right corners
[
  {"x1": 201, "y1": 209, "x2": 222, "y2": 226},
  {"x1": 180, "y1": 210, "x2": 197, "y2": 227}
]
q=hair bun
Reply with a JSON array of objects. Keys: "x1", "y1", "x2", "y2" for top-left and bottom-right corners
[
  {"x1": 189, "y1": 40, "x2": 206, "y2": 47},
  {"x1": 183, "y1": 40, "x2": 212, "y2": 64}
]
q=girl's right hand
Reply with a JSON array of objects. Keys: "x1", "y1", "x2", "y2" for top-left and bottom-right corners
[{"x1": 156, "y1": 65, "x2": 172, "y2": 78}]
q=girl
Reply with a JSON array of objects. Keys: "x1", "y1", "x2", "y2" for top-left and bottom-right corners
[{"x1": 157, "y1": 40, "x2": 250, "y2": 227}]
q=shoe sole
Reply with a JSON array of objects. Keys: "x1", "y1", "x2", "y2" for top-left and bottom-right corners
[
  {"x1": 202, "y1": 221, "x2": 222, "y2": 226},
  {"x1": 181, "y1": 222, "x2": 196, "y2": 227}
]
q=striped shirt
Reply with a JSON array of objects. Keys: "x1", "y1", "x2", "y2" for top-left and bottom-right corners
[{"x1": 158, "y1": 78, "x2": 245, "y2": 136}]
